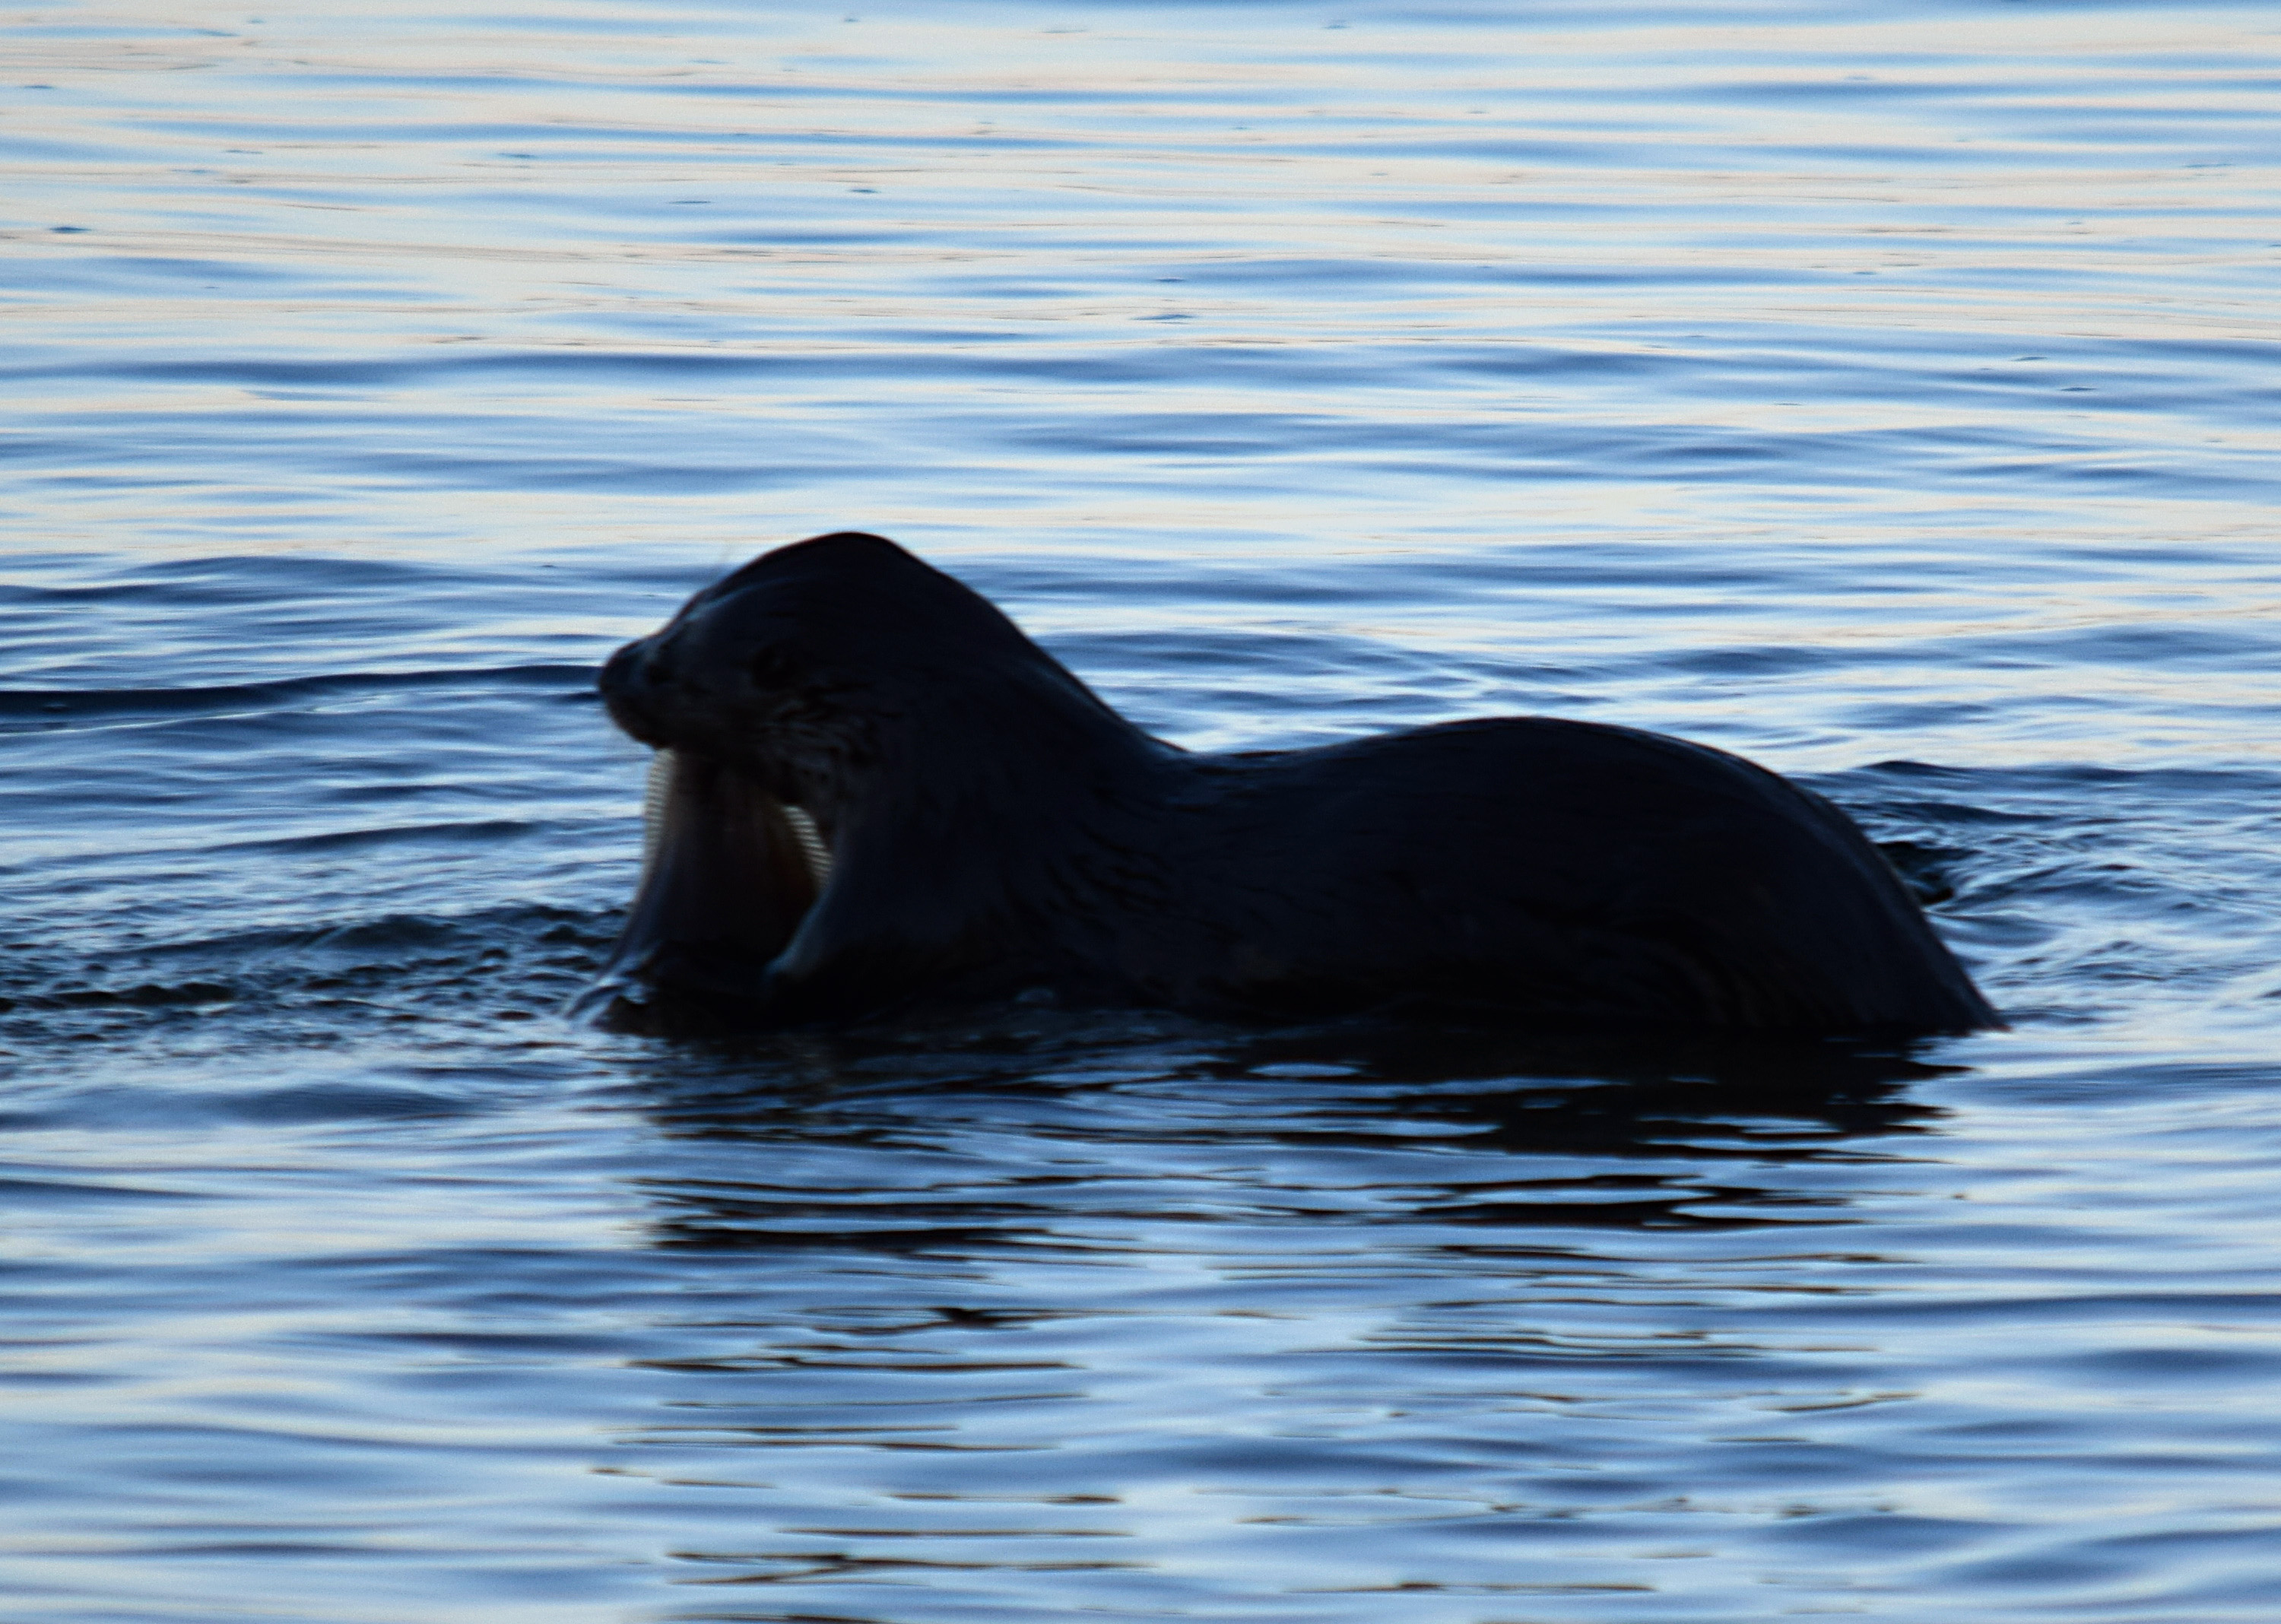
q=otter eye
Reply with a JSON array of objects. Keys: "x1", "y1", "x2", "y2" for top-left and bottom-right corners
[{"x1": 750, "y1": 645, "x2": 801, "y2": 690}]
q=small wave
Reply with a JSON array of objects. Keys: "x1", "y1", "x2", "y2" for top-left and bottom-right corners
[
  {"x1": 211, "y1": 818, "x2": 544, "y2": 858},
  {"x1": 0, "y1": 664, "x2": 596, "y2": 733},
  {"x1": 0, "y1": 903, "x2": 620, "y2": 1046}
]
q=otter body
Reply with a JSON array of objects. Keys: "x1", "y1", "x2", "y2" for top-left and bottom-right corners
[{"x1": 590, "y1": 532, "x2": 1995, "y2": 1034}]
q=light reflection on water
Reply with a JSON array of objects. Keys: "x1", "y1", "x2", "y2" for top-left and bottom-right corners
[{"x1": 6, "y1": 2, "x2": 2281, "y2": 1620}]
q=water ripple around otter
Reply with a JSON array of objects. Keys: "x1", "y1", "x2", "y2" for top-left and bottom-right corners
[{"x1": 6, "y1": 3, "x2": 2281, "y2": 1621}]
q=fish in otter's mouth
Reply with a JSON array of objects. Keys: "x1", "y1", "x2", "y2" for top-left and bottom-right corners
[
  {"x1": 573, "y1": 747, "x2": 833, "y2": 1029},
  {"x1": 642, "y1": 748, "x2": 833, "y2": 893}
]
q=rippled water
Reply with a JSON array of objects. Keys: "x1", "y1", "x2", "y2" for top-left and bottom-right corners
[{"x1": 8, "y1": 2, "x2": 2281, "y2": 1619}]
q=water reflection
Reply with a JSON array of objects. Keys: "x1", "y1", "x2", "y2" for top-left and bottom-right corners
[
  {"x1": 616, "y1": 1017, "x2": 1953, "y2": 1256},
  {"x1": 597, "y1": 1020, "x2": 1972, "y2": 1617}
]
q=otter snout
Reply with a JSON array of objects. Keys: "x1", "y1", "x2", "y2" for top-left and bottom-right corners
[
  {"x1": 599, "y1": 621, "x2": 763, "y2": 763},
  {"x1": 599, "y1": 635, "x2": 678, "y2": 748}
]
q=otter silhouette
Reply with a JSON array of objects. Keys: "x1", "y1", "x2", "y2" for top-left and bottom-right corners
[{"x1": 588, "y1": 532, "x2": 1996, "y2": 1035}]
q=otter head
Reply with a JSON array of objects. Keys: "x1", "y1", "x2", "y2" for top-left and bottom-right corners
[
  {"x1": 598, "y1": 532, "x2": 930, "y2": 821},
  {"x1": 582, "y1": 531, "x2": 1138, "y2": 1030}
]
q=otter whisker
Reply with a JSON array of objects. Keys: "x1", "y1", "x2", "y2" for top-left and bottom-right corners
[
  {"x1": 783, "y1": 803, "x2": 832, "y2": 889},
  {"x1": 640, "y1": 747, "x2": 677, "y2": 876}
]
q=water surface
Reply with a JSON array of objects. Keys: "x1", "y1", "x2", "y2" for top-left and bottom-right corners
[{"x1": 6, "y1": 2, "x2": 2281, "y2": 1619}]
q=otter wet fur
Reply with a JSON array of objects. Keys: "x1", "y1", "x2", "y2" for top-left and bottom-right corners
[{"x1": 588, "y1": 531, "x2": 1997, "y2": 1036}]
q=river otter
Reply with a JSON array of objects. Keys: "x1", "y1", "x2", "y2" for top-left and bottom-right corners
[{"x1": 586, "y1": 531, "x2": 1996, "y2": 1035}]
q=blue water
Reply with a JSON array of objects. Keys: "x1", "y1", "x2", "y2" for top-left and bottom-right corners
[{"x1": 7, "y1": 2, "x2": 2281, "y2": 1619}]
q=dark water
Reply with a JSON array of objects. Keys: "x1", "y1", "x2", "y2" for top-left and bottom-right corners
[{"x1": 8, "y1": 2, "x2": 2281, "y2": 1619}]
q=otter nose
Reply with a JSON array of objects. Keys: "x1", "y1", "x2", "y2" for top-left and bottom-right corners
[
  {"x1": 600, "y1": 635, "x2": 681, "y2": 745},
  {"x1": 600, "y1": 638, "x2": 649, "y2": 703}
]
